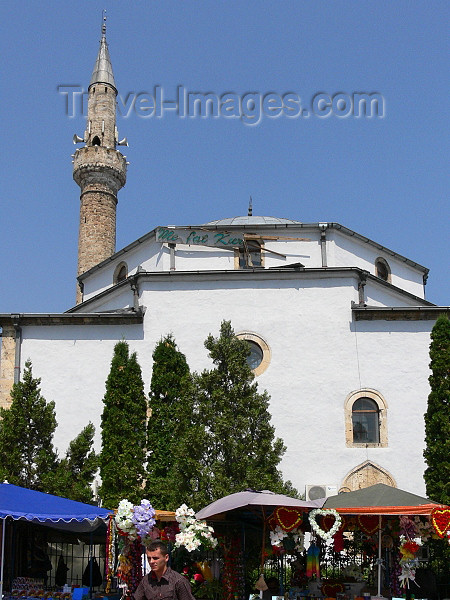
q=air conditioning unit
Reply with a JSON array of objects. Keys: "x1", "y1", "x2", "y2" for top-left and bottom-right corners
[{"x1": 305, "y1": 484, "x2": 338, "y2": 501}]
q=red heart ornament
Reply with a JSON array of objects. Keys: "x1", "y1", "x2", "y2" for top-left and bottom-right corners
[
  {"x1": 358, "y1": 515, "x2": 381, "y2": 535},
  {"x1": 322, "y1": 514, "x2": 346, "y2": 533},
  {"x1": 321, "y1": 583, "x2": 344, "y2": 598},
  {"x1": 274, "y1": 506, "x2": 303, "y2": 532},
  {"x1": 267, "y1": 514, "x2": 278, "y2": 531},
  {"x1": 431, "y1": 508, "x2": 450, "y2": 538}
]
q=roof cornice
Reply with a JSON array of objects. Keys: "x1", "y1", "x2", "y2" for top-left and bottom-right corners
[
  {"x1": 0, "y1": 308, "x2": 144, "y2": 327},
  {"x1": 352, "y1": 305, "x2": 449, "y2": 321},
  {"x1": 68, "y1": 266, "x2": 435, "y2": 313}
]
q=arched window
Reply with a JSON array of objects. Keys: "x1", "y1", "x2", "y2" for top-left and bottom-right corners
[
  {"x1": 113, "y1": 262, "x2": 128, "y2": 284},
  {"x1": 375, "y1": 257, "x2": 391, "y2": 282},
  {"x1": 352, "y1": 398, "x2": 379, "y2": 443},
  {"x1": 344, "y1": 389, "x2": 388, "y2": 447},
  {"x1": 92, "y1": 135, "x2": 101, "y2": 146}
]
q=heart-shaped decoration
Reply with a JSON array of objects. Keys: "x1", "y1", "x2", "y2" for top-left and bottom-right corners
[
  {"x1": 358, "y1": 515, "x2": 381, "y2": 535},
  {"x1": 431, "y1": 508, "x2": 450, "y2": 538},
  {"x1": 309, "y1": 509, "x2": 342, "y2": 540},
  {"x1": 267, "y1": 514, "x2": 278, "y2": 531},
  {"x1": 322, "y1": 514, "x2": 346, "y2": 533},
  {"x1": 274, "y1": 506, "x2": 303, "y2": 532},
  {"x1": 321, "y1": 583, "x2": 344, "y2": 598}
]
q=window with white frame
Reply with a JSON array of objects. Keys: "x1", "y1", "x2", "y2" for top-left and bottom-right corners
[{"x1": 345, "y1": 389, "x2": 388, "y2": 447}]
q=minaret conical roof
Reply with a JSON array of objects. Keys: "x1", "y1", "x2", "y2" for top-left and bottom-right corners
[{"x1": 89, "y1": 20, "x2": 116, "y2": 91}]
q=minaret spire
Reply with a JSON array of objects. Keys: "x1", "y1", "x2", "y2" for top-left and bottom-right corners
[
  {"x1": 73, "y1": 14, "x2": 127, "y2": 304},
  {"x1": 90, "y1": 10, "x2": 116, "y2": 91}
]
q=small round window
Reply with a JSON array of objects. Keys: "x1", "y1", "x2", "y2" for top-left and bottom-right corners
[
  {"x1": 236, "y1": 332, "x2": 271, "y2": 376},
  {"x1": 246, "y1": 340, "x2": 263, "y2": 370}
]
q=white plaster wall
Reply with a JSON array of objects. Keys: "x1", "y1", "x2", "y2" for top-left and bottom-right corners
[
  {"x1": 20, "y1": 323, "x2": 144, "y2": 458},
  {"x1": 364, "y1": 281, "x2": 427, "y2": 307},
  {"x1": 328, "y1": 230, "x2": 425, "y2": 298},
  {"x1": 18, "y1": 271, "x2": 434, "y2": 497},
  {"x1": 82, "y1": 242, "x2": 165, "y2": 300}
]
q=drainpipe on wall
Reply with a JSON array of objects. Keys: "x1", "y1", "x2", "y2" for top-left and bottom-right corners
[
  {"x1": 319, "y1": 223, "x2": 328, "y2": 267},
  {"x1": 12, "y1": 316, "x2": 22, "y2": 384},
  {"x1": 423, "y1": 271, "x2": 428, "y2": 300},
  {"x1": 130, "y1": 277, "x2": 140, "y2": 312},
  {"x1": 169, "y1": 243, "x2": 176, "y2": 270},
  {"x1": 358, "y1": 271, "x2": 368, "y2": 306}
]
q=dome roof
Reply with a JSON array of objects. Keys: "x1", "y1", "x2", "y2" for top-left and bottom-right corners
[{"x1": 204, "y1": 215, "x2": 301, "y2": 226}]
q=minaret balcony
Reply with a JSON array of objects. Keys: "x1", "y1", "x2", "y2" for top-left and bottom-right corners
[{"x1": 73, "y1": 145, "x2": 127, "y2": 191}]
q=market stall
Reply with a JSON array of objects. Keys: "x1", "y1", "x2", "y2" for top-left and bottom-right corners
[
  {"x1": 322, "y1": 484, "x2": 450, "y2": 598},
  {"x1": 0, "y1": 483, "x2": 113, "y2": 600}
]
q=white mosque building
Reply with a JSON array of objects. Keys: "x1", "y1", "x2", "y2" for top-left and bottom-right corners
[{"x1": 1, "y1": 23, "x2": 448, "y2": 500}]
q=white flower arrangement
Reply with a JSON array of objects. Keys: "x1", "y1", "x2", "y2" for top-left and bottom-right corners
[
  {"x1": 115, "y1": 498, "x2": 156, "y2": 542},
  {"x1": 309, "y1": 509, "x2": 342, "y2": 540},
  {"x1": 115, "y1": 500, "x2": 138, "y2": 540},
  {"x1": 174, "y1": 504, "x2": 218, "y2": 552},
  {"x1": 269, "y1": 525, "x2": 304, "y2": 553},
  {"x1": 414, "y1": 516, "x2": 433, "y2": 541},
  {"x1": 342, "y1": 563, "x2": 364, "y2": 582}
]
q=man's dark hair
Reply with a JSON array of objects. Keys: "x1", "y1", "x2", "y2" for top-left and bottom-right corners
[{"x1": 145, "y1": 540, "x2": 169, "y2": 555}]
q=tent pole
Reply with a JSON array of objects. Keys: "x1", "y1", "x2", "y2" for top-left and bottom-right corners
[
  {"x1": 377, "y1": 515, "x2": 382, "y2": 597},
  {"x1": 89, "y1": 532, "x2": 93, "y2": 599},
  {"x1": 0, "y1": 518, "x2": 6, "y2": 600}
]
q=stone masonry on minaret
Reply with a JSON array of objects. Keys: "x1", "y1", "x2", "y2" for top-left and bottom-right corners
[{"x1": 73, "y1": 16, "x2": 127, "y2": 304}]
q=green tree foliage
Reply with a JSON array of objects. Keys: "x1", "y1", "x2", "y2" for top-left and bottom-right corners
[
  {"x1": 42, "y1": 423, "x2": 98, "y2": 503},
  {"x1": 0, "y1": 360, "x2": 58, "y2": 489},
  {"x1": 423, "y1": 314, "x2": 450, "y2": 592},
  {"x1": 424, "y1": 314, "x2": 450, "y2": 504},
  {"x1": 146, "y1": 334, "x2": 191, "y2": 509},
  {"x1": 99, "y1": 341, "x2": 148, "y2": 508},
  {"x1": 175, "y1": 321, "x2": 297, "y2": 510},
  {"x1": 0, "y1": 360, "x2": 98, "y2": 501}
]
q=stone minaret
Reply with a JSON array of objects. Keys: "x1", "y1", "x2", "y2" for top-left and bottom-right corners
[{"x1": 73, "y1": 15, "x2": 127, "y2": 303}]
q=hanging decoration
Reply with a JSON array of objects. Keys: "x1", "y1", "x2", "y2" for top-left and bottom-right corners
[
  {"x1": 398, "y1": 536, "x2": 421, "y2": 589},
  {"x1": 306, "y1": 544, "x2": 320, "y2": 579},
  {"x1": 321, "y1": 582, "x2": 345, "y2": 597},
  {"x1": 413, "y1": 516, "x2": 433, "y2": 541},
  {"x1": 105, "y1": 515, "x2": 116, "y2": 594},
  {"x1": 174, "y1": 504, "x2": 218, "y2": 552},
  {"x1": 220, "y1": 536, "x2": 245, "y2": 600},
  {"x1": 309, "y1": 509, "x2": 342, "y2": 540},
  {"x1": 273, "y1": 507, "x2": 303, "y2": 532},
  {"x1": 430, "y1": 508, "x2": 450, "y2": 538},
  {"x1": 269, "y1": 525, "x2": 305, "y2": 554},
  {"x1": 322, "y1": 513, "x2": 346, "y2": 533},
  {"x1": 333, "y1": 528, "x2": 345, "y2": 552},
  {"x1": 114, "y1": 499, "x2": 157, "y2": 600},
  {"x1": 115, "y1": 499, "x2": 156, "y2": 542},
  {"x1": 357, "y1": 515, "x2": 381, "y2": 535}
]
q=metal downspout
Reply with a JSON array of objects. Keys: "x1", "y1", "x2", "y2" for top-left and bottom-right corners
[
  {"x1": 130, "y1": 276, "x2": 140, "y2": 312},
  {"x1": 319, "y1": 223, "x2": 328, "y2": 267},
  {"x1": 13, "y1": 317, "x2": 22, "y2": 384},
  {"x1": 358, "y1": 271, "x2": 368, "y2": 306}
]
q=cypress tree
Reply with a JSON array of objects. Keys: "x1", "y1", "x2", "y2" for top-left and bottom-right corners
[
  {"x1": 42, "y1": 423, "x2": 98, "y2": 503},
  {"x1": 146, "y1": 334, "x2": 191, "y2": 509},
  {"x1": 0, "y1": 360, "x2": 58, "y2": 490},
  {"x1": 423, "y1": 314, "x2": 450, "y2": 504},
  {"x1": 99, "y1": 341, "x2": 148, "y2": 508},
  {"x1": 176, "y1": 321, "x2": 297, "y2": 510}
]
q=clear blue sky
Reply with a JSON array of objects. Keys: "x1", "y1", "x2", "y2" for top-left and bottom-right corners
[{"x1": 1, "y1": 1, "x2": 448, "y2": 312}]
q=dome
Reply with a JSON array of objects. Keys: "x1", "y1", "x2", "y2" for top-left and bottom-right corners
[{"x1": 204, "y1": 215, "x2": 301, "y2": 226}]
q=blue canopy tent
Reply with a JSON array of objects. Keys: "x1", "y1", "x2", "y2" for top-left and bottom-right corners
[{"x1": 0, "y1": 483, "x2": 113, "y2": 598}]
